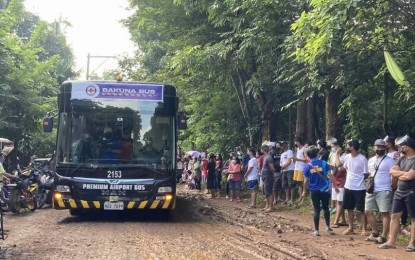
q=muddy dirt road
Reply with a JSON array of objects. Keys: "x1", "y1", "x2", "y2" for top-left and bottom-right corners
[{"x1": 0, "y1": 185, "x2": 410, "y2": 259}]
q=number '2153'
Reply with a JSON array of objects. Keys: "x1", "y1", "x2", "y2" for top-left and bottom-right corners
[{"x1": 107, "y1": 170, "x2": 122, "y2": 178}]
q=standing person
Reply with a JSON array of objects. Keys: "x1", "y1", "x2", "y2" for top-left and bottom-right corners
[
  {"x1": 364, "y1": 139, "x2": 395, "y2": 244},
  {"x1": 214, "y1": 154, "x2": 223, "y2": 197},
  {"x1": 227, "y1": 156, "x2": 242, "y2": 202},
  {"x1": 280, "y1": 141, "x2": 295, "y2": 204},
  {"x1": 193, "y1": 157, "x2": 202, "y2": 192},
  {"x1": 342, "y1": 139, "x2": 369, "y2": 235},
  {"x1": 385, "y1": 136, "x2": 410, "y2": 236},
  {"x1": 206, "y1": 153, "x2": 217, "y2": 198},
  {"x1": 244, "y1": 147, "x2": 259, "y2": 208},
  {"x1": 200, "y1": 154, "x2": 209, "y2": 193},
  {"x1": 260, "y1": 145, "x2": 275, "y2": 213},
  {"x1": 223, "y1": 153, "x2": 234, "y2": 199},
  {"x1": 292, "y1": 137, "x2": 307, "y2": 204},
  {"x1": 317, "y1": 139, "x2": 330, "y2": 161},
  {"x1": 301, "y1": 146, "x2": 338, "y2": 237},
  {"x1": 378, "y1": 135, "x2": 415, "y2": 251},
  {"x1": 176, "y1": 156, "x2": 184, "y2": 183},
  {"x1": 328, "y1": 138, "x2": 348, "y2": 228},
  {"x1": 270, "y1": 142, "x2": 283, "y2": 205}
]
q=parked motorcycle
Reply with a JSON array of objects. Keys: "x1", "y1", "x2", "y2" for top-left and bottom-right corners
[
  {"x1": 36, "y1": 170, "x2": 54, "y2": 209},
  {"x1": 0, "y1": 178, "x2": 12, "y2": 212},
  {"x1": 7, "y1": 169, "x2": 39, "y2": 213}
]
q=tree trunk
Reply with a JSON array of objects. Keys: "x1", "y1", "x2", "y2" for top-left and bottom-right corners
[
  {"x1": 325, "y1": 89, "x2": 340, "y2": 140},
  {"x1": 306, "y1": 96, "x2": 315, "y2": 144},
  {"x1": 295, "y1": 101, "x2": 307, "y2": 141}
]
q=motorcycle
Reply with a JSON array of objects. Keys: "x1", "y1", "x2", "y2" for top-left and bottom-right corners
[
  {"x1": 36, "y1": 170, "x2": 54, "y2": 209},
  {"x1": 0, "y1": 178, "x2": 12, "y2": 212},
  {"x1": 6, "y1": 169, "x2": 39, "y2": 214}
]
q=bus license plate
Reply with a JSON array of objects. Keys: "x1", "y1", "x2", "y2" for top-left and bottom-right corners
[{"x1": 104, "y1": 202, "x2": 124, "y2": 210}]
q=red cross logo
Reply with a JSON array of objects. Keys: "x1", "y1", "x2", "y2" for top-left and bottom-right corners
[{"x1": 86, "y1": 86, "x2": 97, "y2": 96}]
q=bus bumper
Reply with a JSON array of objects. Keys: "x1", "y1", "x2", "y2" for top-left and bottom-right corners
[{"x1": 52, "y1": 194, "x2": 176, "y2": 211}]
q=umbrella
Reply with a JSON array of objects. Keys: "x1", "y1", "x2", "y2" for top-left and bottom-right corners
[{"x1": 186, "y1": 151, "x2": 201, "y2": 157}]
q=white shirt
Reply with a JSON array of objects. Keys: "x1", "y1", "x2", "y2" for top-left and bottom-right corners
[
  {"x1": 368, "y1": 155, "x2": 395, "y2": 192},
  {"x1": 294, "y1": 146, "x2": 306, "y2": 171},
  {"x1": 177, "y1": 160, "x2": 183, "y2": 170},
  {"x1": 281, "y1": 150, "x2": 295, "y2": 171},
  {"x1": 246, "y1": 157, "x2": 259, "y2": 181},
  {"x1": 344, "y1": 154, "x2": 368, "y2": 190}
]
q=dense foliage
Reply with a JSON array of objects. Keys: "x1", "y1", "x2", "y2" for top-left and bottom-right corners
[
  {"x1": 121, "y1": 0, "x2": 415, "y2": 155},
  {"x1": 0, "y1": 0, "x2": 77, "y2": 160}
]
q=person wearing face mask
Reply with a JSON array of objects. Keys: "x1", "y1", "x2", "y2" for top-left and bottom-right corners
[
  {"x1": 327, "y1": 138, "x2": 348, "y2": 227},
  {"x1": 342, "y1": 139, "x2": 369, "y2": 236},
  {"x1": 378, "y1": 135, "x2": 415, "y2": 251},
  {"x1": 364, "y1": 139, "x2": 395, "y2": 244}
]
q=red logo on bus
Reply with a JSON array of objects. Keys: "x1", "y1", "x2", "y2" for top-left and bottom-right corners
[{"x1": 86, "y1": 85, "x2": 97, "y2": 96}]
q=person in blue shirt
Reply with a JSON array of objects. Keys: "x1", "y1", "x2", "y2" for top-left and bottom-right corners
[{"x1": 301, "y1": 145, "x2": 339, "y2": 237}]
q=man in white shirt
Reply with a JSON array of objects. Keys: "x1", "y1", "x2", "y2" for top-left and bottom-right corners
[
  {"x1": 244, "y1": 147, "x2": 259, "y2": 209},
  {"x1": 342, "y1": 139, "x2": 369, "y2": 235},
  {"x1": 280, "y1": 141, "x2": 295, "y2": 204},
  {"x1": 365, "y1": 139, "x2": 395, "y2": 244},
  {"x1": 292, "y1": 137, "x2": 307, "y2": 204}
]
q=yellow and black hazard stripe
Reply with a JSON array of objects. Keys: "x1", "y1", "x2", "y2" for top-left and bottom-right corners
[{"x1": 53, "y1": 198, "x2": 176, "y2": 210}]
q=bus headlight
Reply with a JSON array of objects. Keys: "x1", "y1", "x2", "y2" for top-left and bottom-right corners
[
  {"x1": 56, "y1": 185, "x2": 71, "y2": 192},
  {"x1": 158, "y1": 187, "x2": 172, "y2": 193}
]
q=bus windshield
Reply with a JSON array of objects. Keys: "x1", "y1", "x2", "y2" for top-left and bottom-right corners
[{"x1": 56, "y1": 98, "x2": 174, "y2": 170}]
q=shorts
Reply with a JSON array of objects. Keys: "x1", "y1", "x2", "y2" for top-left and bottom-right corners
[
  {"x1": 247, "y1": 180, "x2": 259, "y2": 190},
  {"x1": 392, "y1": 189, "x2": 415, "y2": 218},
  {"x1": 282, "y1": 170, "x2": 295, "y2": 189},
  {"x1": 273, "y1": 172, "x2": 282, "y2": 191},
  {"x1": 331, "y1": 188, "x2": 345, "y2": 202},
  {"x1": 343, "y1": 188, "x2": 366, "y2": 212},
  {"x1": 293, "y1": 170, "x2": 304, "y2": 182},
  {"x1": 262, "y1": 174, "x2": 274, "y2": 196},
  {"x1": 229, "y1": 180, "x2": 241, "y2": 190},
  {"x1": 365, "y1": 190, "x2": 392, "y2": 212}
]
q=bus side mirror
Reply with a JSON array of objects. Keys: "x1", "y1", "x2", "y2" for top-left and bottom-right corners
[
  {"x1": 178, "y1": 112, "x2": 187, "y2": 130},
  {"x1": 43, "y1": 113, "x2": 54, "y2": 133}
]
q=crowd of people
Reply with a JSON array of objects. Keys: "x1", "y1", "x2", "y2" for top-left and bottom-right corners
[{"x1": 178, "y1": 135, "x2": 415, "y2": 253}]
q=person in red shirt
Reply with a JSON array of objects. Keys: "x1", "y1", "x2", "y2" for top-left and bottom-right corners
[
  {"x1": 228, "y1": 156, "x2": 242, "y2": 202},
  {"x1": 200, "y1": 154, "x2": 208, "y2": 193}
]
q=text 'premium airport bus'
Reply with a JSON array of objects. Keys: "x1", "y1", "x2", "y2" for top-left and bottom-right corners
[{"x1": 48, "y1": 80, "x2": 185, "y2": 215}]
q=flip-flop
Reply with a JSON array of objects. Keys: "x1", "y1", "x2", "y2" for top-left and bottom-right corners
[
  {"x1": 375, "y1": 236, "x2": 387, "y2": 244},
  {"x1": 405, "y1": 245, "x2": 415, "y2": 252},
  {"x1": 331, "y1": 223, "x2": 340, "y2": 228},
  {"x1": 338, "y1": 223, "x2": 348, "y2": 226},
  {"x1": 378, "y1": 243, "x2": 396, "y2": 249},
  {"x1": 342, "y1": 229, "x2": 355, "y2": 235}
]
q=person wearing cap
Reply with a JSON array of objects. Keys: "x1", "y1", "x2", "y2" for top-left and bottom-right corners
[
  {"x1": 280, "y1": 141, "x2": 295, "y2": 204},
  {"x1": 364, "y1": 139, "x2": 395, "y2": 244},
  {"x1": 260, "y1": 145, "x2": 275, "y2": 213},
  {"x1": 385, "y1": 136, "x2": 410, "y2": 236},
  {"x1": 292, "y1": 137, "x2": 307, "y2": 204},
  {"x1": 301, "y1": 145, "x2": 338, "y2": 237},
  {"x1": 342, "y1": 139, "x2": 369, "y2": 236},
  {"x1": 378, "y1": 135, "x2": 415, "y2": 251},
  {"x1": 327, "y1": 137, "x2": 348, "y2": 227}
]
